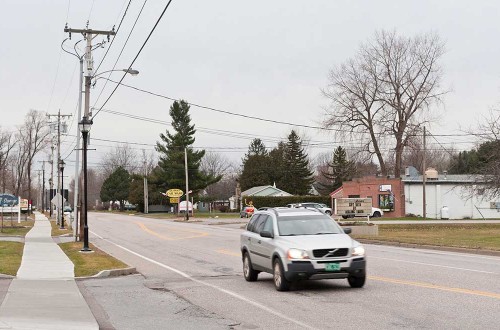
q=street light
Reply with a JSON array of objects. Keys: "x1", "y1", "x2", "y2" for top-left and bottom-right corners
[
  {"x1": 79, "y1": 116, "x2": 93, "y2": 252},
  {"x1": 93, "y1": 68, "x2": 139, "y2": 79},
  {"x1": 59, "y1": 159, "x2": 65, "y2": 229}
]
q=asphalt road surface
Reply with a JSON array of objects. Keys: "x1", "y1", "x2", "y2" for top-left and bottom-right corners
[{"x1": 83, "y1": 213, "x2": 500, "y2": 329}]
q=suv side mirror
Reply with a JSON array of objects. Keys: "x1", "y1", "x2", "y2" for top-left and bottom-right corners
[
  {"x1": 343, "y1": 228, "x2": 352, "y2": 234},
  {"x1": 260, "y1": 230, "x2": 274, "y2": 238}
]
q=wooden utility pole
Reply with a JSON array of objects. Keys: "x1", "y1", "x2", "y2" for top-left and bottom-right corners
[{"x1": 422, "y1": 127, "x2": 427, "y2": 219}]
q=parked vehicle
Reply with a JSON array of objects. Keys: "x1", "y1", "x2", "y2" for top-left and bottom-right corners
[
  {"x1": 297, "y1": 202, "x2": 332, "y2": 215},
  {"x1": 341, "y1": 207, "x2": 383, "y2": 219},
  {"x1": 240, "y1": 206, "x2": 255, "y2": 218},
  {"x1": 240, "y1": 207, "x2": 366, "y2": 291}
]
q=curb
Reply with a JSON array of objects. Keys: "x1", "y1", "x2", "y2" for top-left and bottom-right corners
[
  {"x1": 357, "y1": 239, "x2": 500, "y2": 257},
  {"x1": 0, "y1": 274, "x2": 15, "y2": 279},
  {"x1": 76, "y1": 267, "x2": 137, "y2": 280}
]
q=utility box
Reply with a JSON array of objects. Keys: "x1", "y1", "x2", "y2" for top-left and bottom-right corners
[{"x1": 441, "y1": 206, "x2": 450, "y2": 220}]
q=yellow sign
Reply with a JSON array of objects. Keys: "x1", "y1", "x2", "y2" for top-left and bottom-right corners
[
  {"x1": 166, "y1": 189, "x2": 183, "y2": 198},
  {"x1": 170, "y1": 197, "x2": 180, "y2": 204}
]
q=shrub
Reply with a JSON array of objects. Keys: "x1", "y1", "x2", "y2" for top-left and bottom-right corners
[{"x1": 219, "y1": 205, "x2": 228, "y2": 213}]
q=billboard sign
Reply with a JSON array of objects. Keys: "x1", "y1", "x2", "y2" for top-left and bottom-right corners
[{"x1": 334, "y1": 198, "x2": 372, "y2": 217}]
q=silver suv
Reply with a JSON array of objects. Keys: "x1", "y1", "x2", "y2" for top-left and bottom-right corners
[{"x1": 240, "y1": 208, "x2": 366, "y2": 291}]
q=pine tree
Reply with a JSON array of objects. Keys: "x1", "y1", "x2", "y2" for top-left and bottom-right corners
[
  {"x1": 239, "y1": 139, "x2": 270, "y2": 191},
  {"x1": 155, "y1": 100, "x2": 221, "y2": 194},
  {"x1": 268, "y1": 142, "x2": 286, "y2": 188},
  {"x1": 100, "y1": 166, "x2": 131, "y2": 211},
  {"x1": 317, "y1": 146, "x2": 356, "y2": 194},
  {"x1": 281, "y1": 130, "x2": 314, "y2": 195}
]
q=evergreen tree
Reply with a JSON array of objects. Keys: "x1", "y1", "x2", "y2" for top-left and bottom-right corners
[
  {"x1": 239, "y1": 139, "x2": 270, "y2": 191},
  {"x1": 281, "y1": 130, "x2": 314, "y2": 195},
  {"x1": 317, "y1": 146, "x2": 356, "y2": 195},
  {"x1": 268, "y1": 142, "x2": 286, "y2": 188},
  {"x1": 100, "y1": 166, "x2": 131, "y2": 211},
  {"x1": 155, "y1": 100, "x2": 221, "y2": 194}
]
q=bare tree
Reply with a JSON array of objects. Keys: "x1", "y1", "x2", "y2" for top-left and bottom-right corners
[
  {"x1": 469, "y1": 110, "x2": 500, "y2": 198},
  {"x1": 15, "y1": 110, "x2": 50, "y2": 205},
  {"x1": 200, "y1": 151, "x2": 232, "y2": 178},
  {"x1": 0, "y1": 129, "x2": 16, "y2": 192},
  {"x1": 100, "y1": 143, "x2": 139, "y2": 177},
  {"x1": 323, "y1": 30, "x2": 446, "y2": 177},
  {"x1": 401, "y1": 135, "x2": 455, "y2": 173}
]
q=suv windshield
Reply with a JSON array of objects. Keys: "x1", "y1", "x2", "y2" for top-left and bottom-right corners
[{"x1": 277, "y1": 215, "x2": 342, "y2": 236}]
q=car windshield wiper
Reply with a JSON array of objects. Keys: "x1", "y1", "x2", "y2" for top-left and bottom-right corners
[{"x1": 312, "y1": 232, "x2": 337, "y2": 235}]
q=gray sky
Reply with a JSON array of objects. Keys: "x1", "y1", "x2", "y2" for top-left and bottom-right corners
[{"x1": 2, "y1": 0, "x2": 500, "y2": 179}]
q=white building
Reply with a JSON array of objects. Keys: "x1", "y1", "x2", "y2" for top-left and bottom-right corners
[{"x1": 403, "y1": 169, "x2": 500, "y2": 219}]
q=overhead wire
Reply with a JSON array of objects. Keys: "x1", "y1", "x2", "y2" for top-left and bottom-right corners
[
  {"x1": 92, "y1": 0, "x2": 175, "y2": 120},
  {"x1": 93, "y1": 0, "x2": 149, "y2": 107}
]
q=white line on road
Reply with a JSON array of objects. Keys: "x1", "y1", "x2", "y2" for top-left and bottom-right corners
[
  {"x1": 367, "y1": 244, "x2": 500, "y2": 261},
  {"x1": 370, "y1": 256, "x2": 497, "y2": 274},
  {"x1": 90, "y1": 230, "x2": 316, "y2": 330}
]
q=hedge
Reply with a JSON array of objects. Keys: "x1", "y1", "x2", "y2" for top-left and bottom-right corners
[{"x1": 242, "y1": 196, "x2": 331, "y2": 209}]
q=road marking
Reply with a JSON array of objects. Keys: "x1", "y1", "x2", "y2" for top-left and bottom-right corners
[
  {"x1": 370, "y1": 256, "x2": 497, "y2": 274},
  {"x1": 367, "y1": 244, "x2": 500, "y2": 261},
  {"x1": 90, "y1": 230, "x2": 316, "y2": 330},
  {"x1": 217, "y1": 248, "x2": 241, "y2": 257},
  {"x1": 369, "y1": 276, "x2": 500, "y2": 300},
  {"x1": 135, "y1": 221, "x2": 209, "y2": 240}
]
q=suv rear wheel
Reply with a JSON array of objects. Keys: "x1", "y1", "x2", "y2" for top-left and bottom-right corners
[
  {"x1": 243, "y1": 252, "x2": 258, "y2": 281},
  {"x1": 348, "y1": 274, "x2": 366, "y2": 288},
  {"x1": 273, "y1": 258, "x2": 291, "y2": 291}
]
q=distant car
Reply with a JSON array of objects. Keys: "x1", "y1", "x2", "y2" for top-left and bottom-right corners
[
  {"x1": 298, "y1": 202, "x2": 333, "y2": 215},
  {"x1": 341, "y1": 207, "x2": 383, "y2": 219},
  {"x1": 240, "y1": 206, "x2": 255, "y2": 218},
  {"x1": 124, "y1": 204, "x2": 137, "y2": 210},
  {"x1": 63, "y1": 206, "x2": 72, "y2": 213}
]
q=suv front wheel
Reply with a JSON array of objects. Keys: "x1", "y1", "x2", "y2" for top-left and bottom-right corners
[
  {"x1": 273, "y1": 258, "x2": 291, "y2": 291},
  {"x1": 243, "y1": 252, "x2": 258, "y2": 281},
  {"x1": 348, "y1": 274, "x2": 366, "y2": 288}
]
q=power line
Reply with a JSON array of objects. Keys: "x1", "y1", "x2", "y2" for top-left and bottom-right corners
[
  {"x1": 93, "y1": 0, "x2": 175, "y2": 119},
  {"x1": 93, "y1": 0, "x2": 133, "y2": 74}
]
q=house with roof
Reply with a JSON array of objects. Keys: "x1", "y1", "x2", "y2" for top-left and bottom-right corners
[{"x1": 241, "y1": 184, "x2": 292, "y2": 197}]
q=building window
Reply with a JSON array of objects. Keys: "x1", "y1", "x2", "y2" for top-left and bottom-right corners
[
  {"x1": 378, "y1": 194, "x2": 394, "y2": 211},
  {"x1": 348, "y1": 195, "x2": 360, "y2": 198}
]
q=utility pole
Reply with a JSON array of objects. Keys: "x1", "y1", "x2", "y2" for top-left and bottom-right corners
[
  {"x1": 422, "y1": 126, "x2": 427, "y2": 219},
  {"x1": 143, "y1": 157, "x2": 149, "y2": 214},
  {"x1": 64, "y1": 24, "x2": 115, "y2": 251},
  {"x1": 38, "y1": 161, "x2": 46, "y2": 214},
  {"x1": 49, "y1": 146, "x2": 54, "y2": 218},
  {"x1": 185, "y1": 148, "x2": 189, "y2": 221},
  {"x1": 73, "y1": 55, "x2": 84, "y2": 240},
  {"x1": 47, "y1": 110, "x2": 71, "y2": 225}
]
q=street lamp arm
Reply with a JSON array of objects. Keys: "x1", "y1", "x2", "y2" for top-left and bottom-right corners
[{"x1": 92, "y1": 68, "x2": 139, "y2": 79}]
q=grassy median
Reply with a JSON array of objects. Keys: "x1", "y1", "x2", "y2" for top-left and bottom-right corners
[
  {"x1": 354, "y1": 224, "x2": 500, "y2": 251},
  {"x1": 59, "y1": 242, "x2": 129, "y2": 277},
  {"x1": 0, "y1": 242, "x2": 24, "y2": 276}
]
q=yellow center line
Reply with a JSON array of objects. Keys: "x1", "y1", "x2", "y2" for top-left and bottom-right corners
[
  {"x1": 369, "y1": 275, "x2": 500, "y2": 300},
  {"x1": 135, "y1": 221, "x2": 209, "y2": 241},
  {"x1": 214, "y1": 249, "x2": 500, "y2": 300},
  {"x1": 217, "y1": 248, "x2": 241, "y2": 257}
]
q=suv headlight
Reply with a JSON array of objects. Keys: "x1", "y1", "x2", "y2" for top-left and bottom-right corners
[
  {"x1": 352, "y1": 245, "x2": 365, "y2": 256},
  {"x1": 287, "y1": 249, "x2": 309, "y2": 260}
]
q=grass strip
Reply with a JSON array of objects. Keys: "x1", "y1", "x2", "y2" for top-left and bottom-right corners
[
  {"x1": 0, "y1": 242, "x2": 24, "y2": 276},
  {"x1": 59, "y1": 242, "x2": 129, "y2": 277},
  {"x1": 0, "y1": 220, "x2": 34, "y2": 236},
  {"x1": 49, "y1": 219, "x2": 72, "y2": 237},
  {"x1": 354, "y1": 224, "x2": 500, "y2": 251}
]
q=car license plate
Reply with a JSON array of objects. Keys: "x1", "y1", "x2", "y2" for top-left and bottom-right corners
[{"x1": 325, "y1": 263, "x2": 340, "y2": 271}]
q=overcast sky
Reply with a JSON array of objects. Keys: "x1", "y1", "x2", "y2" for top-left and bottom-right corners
[{"x1": 2, "y1": 0, "x2": 500, "y2": 180}]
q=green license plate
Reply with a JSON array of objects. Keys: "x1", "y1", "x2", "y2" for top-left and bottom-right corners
[{"x1": 325, "y1": 263, "x2": 341, "y2": 271}]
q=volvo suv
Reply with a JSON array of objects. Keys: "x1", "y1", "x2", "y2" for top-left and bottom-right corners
[{"x1": 240, "y1": 208, "x2": 366, "y2": 291}]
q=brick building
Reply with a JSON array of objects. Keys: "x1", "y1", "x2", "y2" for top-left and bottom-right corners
[{"x1": 330, "y1": 176, "x2": 405, "y2": 218}]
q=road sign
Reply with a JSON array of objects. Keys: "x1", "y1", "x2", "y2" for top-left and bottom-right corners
[
  {"x1": 166, "y1": 189, "x2": 183, "y2": 198},
  {"x1": 170, "y1": 197, "x2": 180, "y2": 204},
  {"x1": 51, "y1": 193, "x2": 66, "y2": 207},
  {"x1": 334, "y1": 198, "x2": 372, "y2": 217}
]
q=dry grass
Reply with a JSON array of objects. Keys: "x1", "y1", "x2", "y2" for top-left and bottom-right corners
[
  {"x1": 354, "y1": 224, "x2": 500, "y2": 251},
  {"x1": 49, "y1": 219, "x2": 72, "y2": 237},
  {"x1": 58, "y1": 242, "x2": 129, "y2": 277},
  {"x1": 0, "y1": 219, "x2": 34, "y2": 236},
  {"x1": 0, "y1": 242, "x2": 24, "y2": 275}
]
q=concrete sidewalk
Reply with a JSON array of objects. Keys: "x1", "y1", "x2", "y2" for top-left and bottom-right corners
[{"x1": 0, "y1": 212, "x2": 98, "y2": 330}]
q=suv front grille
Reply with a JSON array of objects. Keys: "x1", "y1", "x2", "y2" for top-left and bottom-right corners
[{"x1": 312, "y1": 248, "x2": 349, "y2": 258}]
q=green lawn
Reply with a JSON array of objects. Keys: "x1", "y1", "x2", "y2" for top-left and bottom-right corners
[
  {"x1": 354, "y1": 224, "x2": 500, "y2": 251},
  {"x1": 59, "y1": 242, "x2": 129, "y2": 277},
  {"x1": 0, "y1": 242, "x2": 24, "y2": 275}
]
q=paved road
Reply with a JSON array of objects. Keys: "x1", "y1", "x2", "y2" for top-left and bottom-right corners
[{"x1": 85, "y1": 213, "x2": 500, "y2": 329}]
